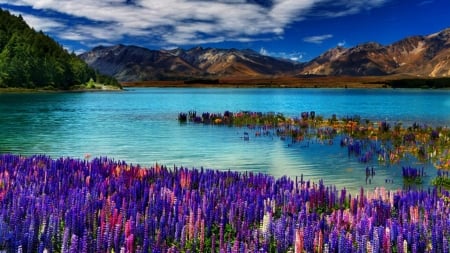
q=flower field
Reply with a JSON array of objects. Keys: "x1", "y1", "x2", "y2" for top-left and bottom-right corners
[{"x1": 0, "y1": 154, "x2": 448, "y2": 252}]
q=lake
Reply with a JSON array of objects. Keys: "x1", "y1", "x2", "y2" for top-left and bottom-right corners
[{"x1": 1, "y1": 88, "x2": 449, "y2": 193}]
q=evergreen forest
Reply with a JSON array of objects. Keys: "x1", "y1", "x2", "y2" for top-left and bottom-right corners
[{"x1": 0, "y1": 8, "x2": 119, "y2": 89}]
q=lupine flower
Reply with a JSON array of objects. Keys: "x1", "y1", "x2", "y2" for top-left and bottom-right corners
[{"x1": 0, "y1": 154, "x2": 448, "y2": 252}]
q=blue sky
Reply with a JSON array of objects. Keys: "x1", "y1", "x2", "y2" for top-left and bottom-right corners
[{"x1": 0, "y1": 0, "x2": 449, "y2": 61}]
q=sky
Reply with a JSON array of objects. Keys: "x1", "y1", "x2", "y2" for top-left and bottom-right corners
[{"x1": 0, "y1": 0, "x2": 449, "y2": 62}]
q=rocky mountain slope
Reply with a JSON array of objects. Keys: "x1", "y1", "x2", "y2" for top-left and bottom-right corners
[
  {"x1": 80, "y1": 28, "x2": 450, "y2": 81},
  {"x1": 301, "y1": 28, "x2": 450, "y2": 77},
  {"x1": 80, "y1": 45, "x2": 300, "y2": 81}
]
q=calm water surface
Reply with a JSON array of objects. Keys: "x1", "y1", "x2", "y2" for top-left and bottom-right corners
[{"x1": 1, "y1": 88, "x2": 449, "y2": 193}]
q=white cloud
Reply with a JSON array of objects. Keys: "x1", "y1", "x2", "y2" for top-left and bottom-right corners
[
  {"x1": 337, "y1": 40, "x2": 346, "y2": 47},
  {"x1": 259, "y1": 47, "x2": 305, "y2": 62},
  {"x1": 73, "y1": 48, "x2": 86, "y2": 55},
  {"x1": 63, "y1": 45, "x2": 86, "y2": 55},
  {"x1": 269, "y1": 0, "x2": 308, "y2": 27},
  {"x1": 8, "y1": 10, "x2": 64, "y2": 31},
  {"x1": 307, "y1": 0, "x2": 389, "y2": 18},
  {"x1": 58, "y1": 31, "x2": 91, "y2": 41},
  {"x1": 303, "y1": 34, "x2": 333, "y2": 44},
  {"x1": 259, "y1": 47, "x2": 269, "y2": 56},
  {"x1": 0, "y1": 0, "x2": 391, "y2": 48}
]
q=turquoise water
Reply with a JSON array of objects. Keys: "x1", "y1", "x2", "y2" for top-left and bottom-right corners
[{"x1": 1, "y1": 88, "x2": 449, "y2": 193}]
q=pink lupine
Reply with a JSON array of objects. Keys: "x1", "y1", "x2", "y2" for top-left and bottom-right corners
[
  {"x1": 188, "y1": 209, "x2": 195, "y2": 241},
  {"x1": 126, "y1": 234, "x2": 134, "y2": 253},
  {"x1": 199, "y1": 219, "x2": 205, "y2": 252},
  {"x1": 383, "y1": 227, "x2": 391, "y2": 253},
  {"x1": 294, "y1": 228, "x2": 304, "y2": 253}
]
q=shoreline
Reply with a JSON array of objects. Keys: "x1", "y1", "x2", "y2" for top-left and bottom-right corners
[
  {"x1": 121, "y1": 75, "x2": 450, "y2": 89},
  {"x1": 122, "y1": 76, "x2": 389, "y2": 88},
  {"x1": 0, "y1": 84, "x2": 123, "y2": 93},
  {"x1": 2, "y1": 76, "x2": 450, "y2": 90}
]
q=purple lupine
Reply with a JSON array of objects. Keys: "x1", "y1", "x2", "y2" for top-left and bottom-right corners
[
  {"x1": 69, "y1": 234, "x2": 79, "y2": 253},
  {"x1": 372, "y1": 226, "x2": 380, "y2": 253},
  {"x1": 443, "y1": 237, "x2": 449, "y2": 253},
  {"x1": 61, "y1": 227, "x2": 70, "y2": 253},
  {"x1": 0, "y1": 154, "x2": 449, "y2": 252},
  {"x1": 397, "y1": 235, "x2": 404, "y2": 253}
]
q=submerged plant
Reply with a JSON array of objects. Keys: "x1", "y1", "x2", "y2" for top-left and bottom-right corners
[{"x1": 402, "y1": 166, "x2": 424, "y2": 185}]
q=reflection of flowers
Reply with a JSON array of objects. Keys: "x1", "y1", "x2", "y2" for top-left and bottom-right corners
[
  {"x1": 179, "y1": 111, "x2": 450, "y2": 172},
  {"x1": 402, "y1": 166, "x2": 424, "y2": 184},
  {"x1": 435, "y1": 149, "x2": 450, "y2": 170}
]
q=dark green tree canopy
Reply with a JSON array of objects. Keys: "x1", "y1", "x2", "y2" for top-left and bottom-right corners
[{"x1": 0, "y1": 8, "x2": 119, "y2": 89}]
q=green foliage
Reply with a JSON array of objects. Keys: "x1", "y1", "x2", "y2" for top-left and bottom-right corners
[
  {"x1": 432, "y1": 176, "x2": 450, "y2": 190},
  {"x1": 0, "y1": 8, "x2": 120, "y2": 89},
  {"x1": 86, "y1": 78, "x2": 96, "y2": 89},
  {"x1": 95, "y1": 71, "x2": 121, "y2": 87},
  {"x1": 403, "y1": 177, "x2": 423, "y2": 185}
]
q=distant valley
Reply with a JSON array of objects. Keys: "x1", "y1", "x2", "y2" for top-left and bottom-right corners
[{"x1": 80, "y1": 28, "x2": 450, "y2": 82}]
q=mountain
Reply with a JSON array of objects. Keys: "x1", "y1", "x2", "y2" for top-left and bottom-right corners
[
  {"x1": 80, "y1": 28, "x2": 450, "y2": 82},
  {"x1": 0, "y1": 8, "x2": 119, "y2": 89},
  {"x1": 79, "y1": 45, "x2": 300, "y2": 81},
  {"x1": 301, "y1": 28, "x2": 450, "y2": 77}
]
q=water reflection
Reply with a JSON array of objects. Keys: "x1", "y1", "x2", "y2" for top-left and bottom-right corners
[{"x1": 1, "y1": 88, "x2": 449, "y2": 194}]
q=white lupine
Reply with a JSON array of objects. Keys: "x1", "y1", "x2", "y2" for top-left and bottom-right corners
[
  {"x1": 323, "y1": 243, "x2": 329, "y2": 253},
  {"x1": 260, "y1": 211, "x2": 272, "y2": 240},
  {"x1": 366, "y1": 240, "x2": 373, "y2": 253}
]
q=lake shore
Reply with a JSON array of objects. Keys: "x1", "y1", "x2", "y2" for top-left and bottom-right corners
[
  {"x1": 3, "y1": 76, "x2": 449, "y2": 90},
  {"x1": 0, "y1": 84, "x2": 123, "y2": 93},
  {"x1": 122, "y1": 76, "x2": 390, "y2": 88},
  {"x1": 122, "y1": 75, "x2": 450, "y2": 89}
]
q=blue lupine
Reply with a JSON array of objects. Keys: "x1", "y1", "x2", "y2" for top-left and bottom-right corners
[{"x1": 0, "y1": 154, "x2": 448, "y2": 252}]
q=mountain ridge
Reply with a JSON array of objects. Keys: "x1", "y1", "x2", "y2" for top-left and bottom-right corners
[
  {"x1": 302, "y1": 28, "x2": 450, "y2": 77},
  {"x1": 80, "y1": 28, "x2": 450, "y2": 82},
  {"x1": 80, "y1": 45, "x2": 301, "y2": 81}
]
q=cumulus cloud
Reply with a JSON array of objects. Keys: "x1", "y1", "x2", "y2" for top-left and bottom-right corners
[
  {"x1": 303, "y1": 34, "x2": 333, "y2": 44},
  {"x1": 0, "y1": 0, "x2": 390, "y2": 48},
  {"x1": 8, "y1": 10, "x2": 64, "y2": 31}
]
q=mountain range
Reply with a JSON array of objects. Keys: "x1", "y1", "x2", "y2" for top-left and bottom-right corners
[
  {"x1": 80, "y1": 46, "x2": 299, "y2": 81},
  {"x1": 80, "y1": 28, "x2": 450, "y2": 82}
]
